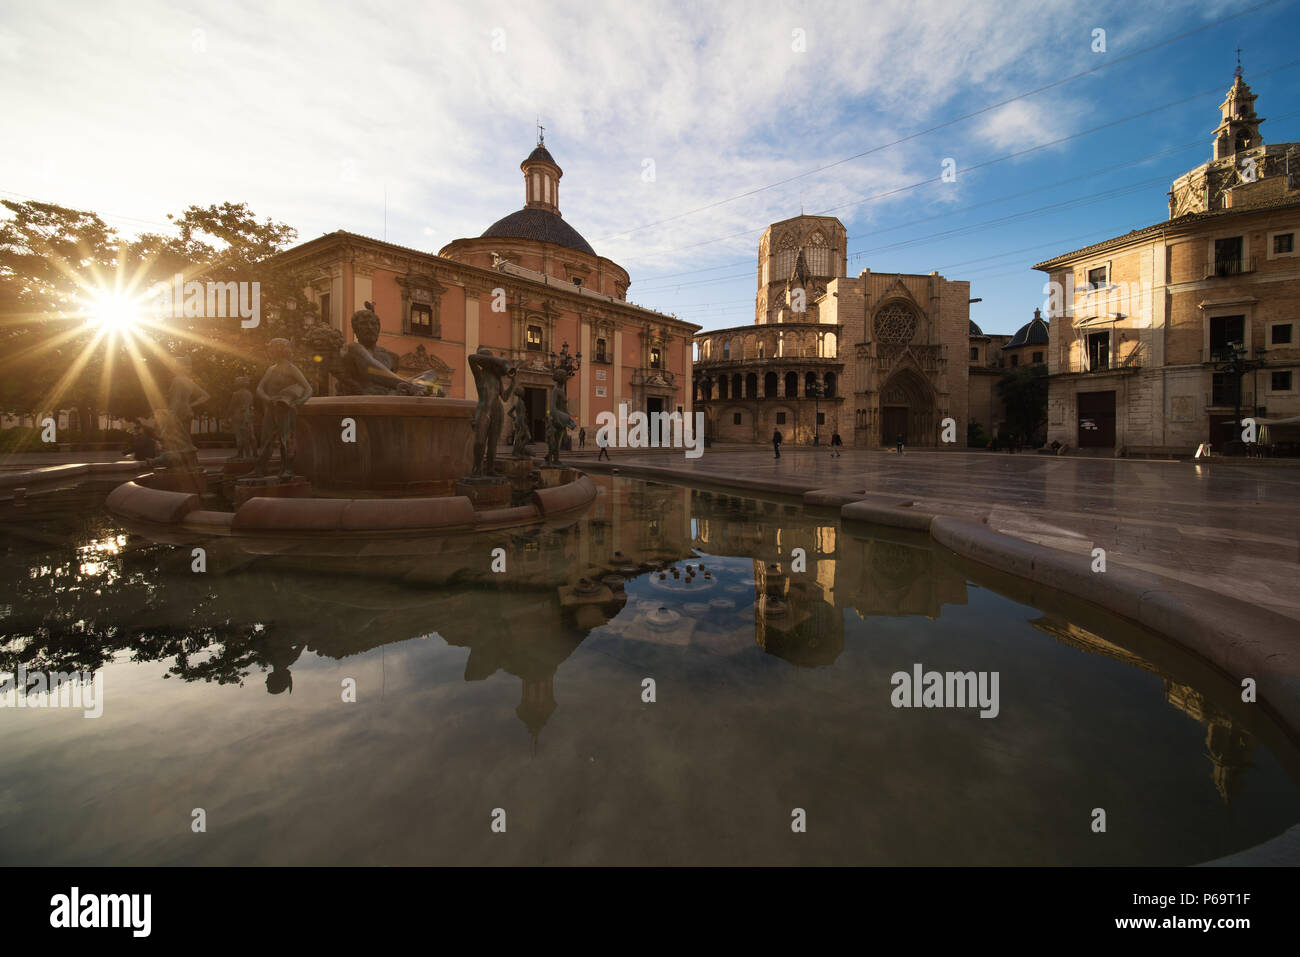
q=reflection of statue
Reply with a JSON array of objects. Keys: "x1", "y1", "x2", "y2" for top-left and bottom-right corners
[
  {"x1": 507, "y1": 388, "x2": 530, "y2": 459},
  {"x1": 253, "y1": 338, "x2": 313, "y2": 478},
  {"x1": 545, "y1": 342, "x2": 580, "y2": 466},
  {"x1": 338, "y1": 303, "x2": 425, "y2": 395},
  {"x1": 467, "y1": 346, "x2": 517, "y2": 476},
  {"x1": 225, "y1": 376, "x2": 257, "y2": 461}
]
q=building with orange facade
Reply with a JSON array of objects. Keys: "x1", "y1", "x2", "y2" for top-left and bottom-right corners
[{"x1": 273, "y1": 139, "x2": 698, "y2": 442}]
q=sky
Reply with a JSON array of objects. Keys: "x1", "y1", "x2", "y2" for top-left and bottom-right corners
[{"x1": 2, "y1": 0, "x2": 1298, "y2": 336}]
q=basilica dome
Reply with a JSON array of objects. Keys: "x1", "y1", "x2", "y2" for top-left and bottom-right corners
[
  {"x1": 481, "y1": 207, "x2": 595, "y2": 255},
  {"x1": 1007, "y1": 311, "x2": 1049, "y2": 348}
]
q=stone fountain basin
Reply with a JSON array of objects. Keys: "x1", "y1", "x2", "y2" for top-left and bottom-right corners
[
  {"x1": 295, "y1": 394, "x2": 476, "y2": 496},
  {"x1": 106, "y1": 470, "x2": 596, "y2": 535}
]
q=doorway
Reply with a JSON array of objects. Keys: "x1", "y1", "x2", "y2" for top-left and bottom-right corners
[
  {"x1": 525, "y1": 387, "x2": 548, "y2": 441},
  {"x1": 1076, "y1": 390, "x2": 1115, "y2": 448},
  {"x1": 647, "y1": 396, "x2": 664, "y2": 418},
  {"x1": 882, "y1": 406, "x2": 908, "y2": 446}
]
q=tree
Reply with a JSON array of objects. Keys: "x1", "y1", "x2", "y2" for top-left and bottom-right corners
[
  {"x1": 996, "y1": 364, "x2": 1049, "y2": 445},
  {"x1": 0, "y1": 199, "x2": 311, "y2": 439}
]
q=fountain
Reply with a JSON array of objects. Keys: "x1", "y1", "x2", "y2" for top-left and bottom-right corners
[{"x1": 106, "y1": 306, "x2": 595, "y2": 534}]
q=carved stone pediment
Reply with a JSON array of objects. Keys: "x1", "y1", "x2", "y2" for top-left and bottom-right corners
[
  {"x1": 396, "y1": 272, "x2": 447, "y2": 302},
  {"x1": 870, "y1": 278, "x2": 925, "y2": 316}
]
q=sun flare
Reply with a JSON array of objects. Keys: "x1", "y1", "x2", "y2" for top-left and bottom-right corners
[{"x1": 86, "y1": 291, "x2": 142, "y2": 331}]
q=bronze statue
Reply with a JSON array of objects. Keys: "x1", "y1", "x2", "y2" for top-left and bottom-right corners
[
  {"x1": 253, "y1": 338, "x2": 313, "y2": 478},
  {"x1": 148, "y1": 408, "x2": 197, "y2": 469},
  {"x1": 225, "y1": 376, "x2": 257, "y2": 461},
  {"x1": 167, "y1": 355, "x2": 211, "y2": 432},
  {"x1": 338, "y1": 303, "x2": 425, "y2": 395},
  {"x1": 467, "y1": 346, "x2": 517, "y2": 476},
  {"x1": 545, "y1": 342, "x2": 580, "y2": 466},
  {"x1": 507, "y1": 388, "x2": 531, "y2": 459},
  {"x1": 150, "y1": 355, "x2": 209, "y2": 469}
]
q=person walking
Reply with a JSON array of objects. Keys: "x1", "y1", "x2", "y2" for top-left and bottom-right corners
[
  {"x1": 578, "y1": 426, "x2": 586, "y2": 450},
  {"x1": 896, "y1": 432, "x2": 904, "y2": 455},
  {"x1": 830, "y1": 431, "x2": 842, "y2": 457},
  {"x1": 596, "y1": 427, "x2": 610, "y2": 461},
  {"x1": 772, "y1": 428, "x2": 783, "y2": 459}
]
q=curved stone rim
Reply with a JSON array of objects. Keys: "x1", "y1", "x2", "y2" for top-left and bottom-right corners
[
  {"x1": 297, "y1": 395, "x2": 477, "y2": 418},
  {"x1": 101, "y1": 472, "x2": 596, "y2": 535}
]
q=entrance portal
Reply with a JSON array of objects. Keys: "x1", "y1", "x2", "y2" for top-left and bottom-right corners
[
  {"x1": 882, "y1": 407, "x2": 908, "y2": 446},
  {"x1": 524, "y1": 387, "x2": 548, "y2": 441},
  {"x1": 1077, "y1": 390, "x2": 1115, "y2": 448}
]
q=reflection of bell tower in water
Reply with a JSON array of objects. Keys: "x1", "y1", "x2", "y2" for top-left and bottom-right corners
[
  {"x1": 516, "y1": 673, "x2": 557, "y2": 743},
  {"x1": 1165, "y1": 680, "x2": 1255, "y2": 805}
]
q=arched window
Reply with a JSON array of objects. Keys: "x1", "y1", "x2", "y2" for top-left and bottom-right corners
[
  {"x1": 745, "y1": 373, "x2": 758, "y2": 398},
  {"x1": 764, "y1": 372, "x2": 778, "y2": 397},
  {"x1": 722, "y1": 340, "x2": 730, "y2": 359},
  {"x1": 731, "y1": 337, "x2": 743, "y2": 360},
  {"x1": 805, "y1": 371, "x2": 818, "y2": 395},
  {"x1": 824, "y1": 372, "x2": 836, "y2": 397},
  {"x1": 785, "y1": 371, "x2": 798, "y2": 397},
  {"x1": 732, "y1": 373, "x2": 741, "y2": 398},
  {"x1": 804, "y1": 231, "x2": 831, "y2": 276},
  {"x1": 822, "y1": 332, "x2": 837, "y2": 358},
  {"x1": 719, "y1": 377, "x2": 729, "y2": 399}
]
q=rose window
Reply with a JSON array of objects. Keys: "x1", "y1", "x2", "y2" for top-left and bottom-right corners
[{"x1": 873, "y1": 303, "x2": 918, "y2": 343}]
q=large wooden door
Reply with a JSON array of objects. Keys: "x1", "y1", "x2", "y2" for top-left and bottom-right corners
[
  {"x1": 1077, "y1": 391, "x2": 1115, "y2": 448},
  {"x1": 882, "y1": 406, "x2": 908, "y2": 446}
]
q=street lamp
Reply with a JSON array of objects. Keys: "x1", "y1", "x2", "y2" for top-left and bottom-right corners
[{"x1": 1212, "y1": 341, "x2": 1265, "y2": 453}]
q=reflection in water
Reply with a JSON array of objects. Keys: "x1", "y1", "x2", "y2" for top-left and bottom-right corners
[{"x1": 0, "y1": 478, "x2": 1295, "y2": 863}]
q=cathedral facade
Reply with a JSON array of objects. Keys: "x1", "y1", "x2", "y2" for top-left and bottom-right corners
[{"x1": 693, "y1": 214, "x2": 972, "y2": 447}]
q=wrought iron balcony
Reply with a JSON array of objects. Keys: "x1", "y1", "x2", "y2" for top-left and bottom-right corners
[{"x1": 1204, "y1": 257, "x2": 1257, "y2": 279}]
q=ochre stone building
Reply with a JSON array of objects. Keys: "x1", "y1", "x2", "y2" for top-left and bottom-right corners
[
  {"x1": 693, "y1": 214, "x2": 973, "y2": 447},
  {"x1": 274, "y1": 139, "x2": 698, "y2": 441},
  {"x1": 1035, "y1": 69, "x2": 1300, "y2": 454}
]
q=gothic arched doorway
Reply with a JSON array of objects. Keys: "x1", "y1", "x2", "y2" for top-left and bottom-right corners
[{"x1": 879, "y1": 368, "x2": 936, "y2": 447}]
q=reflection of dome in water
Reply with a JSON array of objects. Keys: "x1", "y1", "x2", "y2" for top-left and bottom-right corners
[{"x1": 871, "y1": 541, "x2": 928, "y2": 591}]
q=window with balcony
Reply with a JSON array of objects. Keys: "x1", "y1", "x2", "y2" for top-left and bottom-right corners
[
  {"x1": 410, "y1": 303, "x2": 434, "y2": 337},
  {"x1": 1086, "y1": 332, "x2": 1110, "y2": 371},
  {"x1": 1212, "y1": 237, "x2": 1245, "y2": 277},
  {"x1": 1209, "y1": 315, "x2": 1244, "y2": 358},
  {"x1": 526, "y1": 325, "x2": 544, "y2": 351}
]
